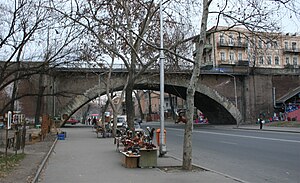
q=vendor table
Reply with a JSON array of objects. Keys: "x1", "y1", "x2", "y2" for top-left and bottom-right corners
[
  {"x1": 121, "y1": 152, "x2": 140, "y2": 168},
  {"x1": 138, "y1": 148, "x2": 158, "y2": 168}
]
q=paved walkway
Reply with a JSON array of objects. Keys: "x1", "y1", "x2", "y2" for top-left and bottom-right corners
[
  {"x1": 236, "y1": 124, "x2": 300, "y2": 133},
  {"x1": 39, "y1": 126, "x2": 243, "y2": 183}
]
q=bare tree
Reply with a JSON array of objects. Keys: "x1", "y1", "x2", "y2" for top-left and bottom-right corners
[
  {"x1": 183, "y1": 0, "x2": 300, "y2": 170},
  {"x1": 0, "y1": 0, "x2": 85, "y2": 122},
  {"x1": 50, "y1": 0, "x2": 196, "y2": 132}
]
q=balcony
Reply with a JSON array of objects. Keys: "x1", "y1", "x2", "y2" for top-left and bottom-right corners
[
  {"x1": 237, "y1": 60, "x2": 249, "y2": 66},
  {"x1": 217, "y1": 41, "x2": 247, "y2": 49},
  {"x1": 283, "y1": 48, "x2": 300, "y2": 54},
  {"x1": 284, "y1": 64, "x2": 299, "y2": 69}
]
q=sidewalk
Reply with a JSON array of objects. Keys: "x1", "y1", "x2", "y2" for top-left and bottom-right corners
[
  {"x1": 39, "y1": 126, "x2": 244, "y2": 183},
  {"x1": 236, "y1": 124, "x2": 300, "y2": 133}
]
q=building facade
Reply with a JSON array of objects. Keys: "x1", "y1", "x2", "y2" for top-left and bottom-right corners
[{"x1": 196, "y1": 26, "x2": 300, "y2": 69}]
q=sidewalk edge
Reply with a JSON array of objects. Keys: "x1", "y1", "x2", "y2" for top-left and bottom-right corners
[
  {"x1": 32, "y1": 137, "x2": 58, "y2": 183},
  {"x1": 234, "y1": 127, "x2": 300, "y2": 133},
  {"x1": 166, "y1": 154, "x2": 249, "y2": 183}
]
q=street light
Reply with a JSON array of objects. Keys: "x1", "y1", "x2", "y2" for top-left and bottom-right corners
[
  {"x1": 159, "y1": 0, "x2": 167, "y2": 157},
  {"x1": 220, "y1": 70, "x2": 238, "y2": 108},
  {"x1": 220, "y1": 70, "x2": 238, "y2": 127}
]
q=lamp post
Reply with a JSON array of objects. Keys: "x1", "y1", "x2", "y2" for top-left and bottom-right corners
[
  {"x1": 159, "y1": 0, "x2": 167, "y2": 157},
  {"x1": 220, "y1": 70, "x2": 237, "y2": 108},
  {"x1": 220, "y1": 70, "x2": 238, "y2": 127}
]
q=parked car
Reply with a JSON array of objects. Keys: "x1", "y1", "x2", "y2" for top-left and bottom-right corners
[
  {"x1": 116, "y1": 115, "x2": 127, "y2": 128},
  {"x1": 66, "y1": 117, "x2": 79, "y2": 125}
]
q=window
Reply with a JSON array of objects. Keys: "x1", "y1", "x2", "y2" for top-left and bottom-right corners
[
  {"x1": 238, "y1": 52, "x2": 243, "y2": 61},
  {"x1": 293, "y1": 57, "x2": 298, "y2": 65},
  {"x1": 259, "y1": 56, "x2": 264, "y2": 65},
  {"x1": 237, "y1": 36, "x2": 242, "y2": 46},
  {"x1": 285, "y1": 42, "x2": 289, "y2": 49},
  {"x1": 229, "y1": 52, "x2": 234, "y2": 61},
  {"x1": 273, "y1": 41, "x2": 278, "y2": 48},
  {"x1": 245, "y1": 39, "x2": 249, "y2": 48},
  {"x1": 286, "y1": 57, "x2": 290, "y2": 64},
  {"x1": 292, "y1": 42, "x2": 297, "y2": 50},
  {"x1": 275, "y1": 56, "x2": 279, "y2": 65},
  {"x1": 258, "y1": 40, "x2": 262, "y2": 48},
  {"x1": 266, "y1": 42, "x2": 271, "y2": 49},
  {"x1": 267, "y1": 56, "x2": 272, "y2": 65},
  {"x1": 220, "y1": 34, "x2": 225, "y2": 45},
  {"x1": 252, "y1": 55, "x2": 256, "y2": 63},
  {"x1": 220, "y1": 52, "x2": 226, "y2": 61},
  {"x1": 229, "y1": 34, "x2": 234, "y2": 45}
]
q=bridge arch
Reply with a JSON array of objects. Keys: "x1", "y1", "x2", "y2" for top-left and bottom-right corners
[{"x1": 59, "y1": 73, "x2": 242, "y2": 126}]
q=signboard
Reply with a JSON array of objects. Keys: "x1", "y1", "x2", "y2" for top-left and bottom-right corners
[{"x1": 7, "y1": 111, "x2": 12, "y2": 129}]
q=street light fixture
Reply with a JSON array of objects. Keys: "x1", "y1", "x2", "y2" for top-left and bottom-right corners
[
  {"x1": 220, "y1": 70, "x2": 238, "y2": 127},
  {"x1": 220, "y1": 70, "x2": 238, "y2": 108}
]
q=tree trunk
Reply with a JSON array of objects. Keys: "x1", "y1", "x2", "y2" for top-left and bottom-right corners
[
  {"x1": 101, "y1": 99, "x2": 109, "y2": 138},
  {"x1": 169, "y1": 93, "x2": 176, "y2": 121},
  {"x1": 148, "y1": 90, "x2": 152, "y2": 121},
  {"x1": 10, "y1": 78, "x2": 18, "y2": 112},
  {"x1": 182, "y1": 0, "x2": 210, "y2": 170},
  {"x1": 35, "y1": 73, "x2": 45, "y2": 126},
  {"x1": 134, "y1": 91, "x2": 144, "y2": 120},
  {"x1": 126, "y1": 81, "x2": 134, "y2": 131}
]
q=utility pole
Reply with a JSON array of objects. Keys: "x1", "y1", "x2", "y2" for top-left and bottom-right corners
[{"x1": 159, "y1": 0, "x2": 167, "y2": 157}]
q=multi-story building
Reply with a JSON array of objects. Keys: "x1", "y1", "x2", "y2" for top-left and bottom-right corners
[{"x1": 195, "y1": 26, "x2": 300, "y2": 69}]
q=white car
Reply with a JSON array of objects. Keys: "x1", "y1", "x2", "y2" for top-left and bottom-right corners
[{"x1": 116, "y1": 115, "x2": 127, "y2": 128}]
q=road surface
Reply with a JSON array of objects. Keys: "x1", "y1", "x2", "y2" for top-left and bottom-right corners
[{"x1": 153, "y1": 123, "x2": 300, "y2": 183}]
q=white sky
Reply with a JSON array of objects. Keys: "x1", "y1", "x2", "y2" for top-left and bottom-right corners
[{"x1": 202, "y1": 0, "x2": 300, "y2": 34}]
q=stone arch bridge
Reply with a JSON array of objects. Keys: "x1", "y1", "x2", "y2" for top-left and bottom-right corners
[{"x1": 46, "y1": 66, "x2": 300, "y2": 126}]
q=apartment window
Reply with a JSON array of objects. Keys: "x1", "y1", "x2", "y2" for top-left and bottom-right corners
[
  {"x1": 292, "y1": 42, "x2": 297, "y2": 50},
  {"x1": 285, "y1": 42, "x2": 289, "y2": 49},
  {"x1": 229, "y1": 52, "x2": 234, "y2": 61},
  {"x1": 273, "y1": 41, "x2": 278, "y2": 48},
  {"x1": 275, "y1": 56, "x2": 279, "y2": 65},
  {"x1": 259, "y1": 56, "x2": 264, "y2": 65},
  {"x1": 258, "y1": 40, "x2": 262, "y2": 48},
  {"x1": 252, "y1": 55, "x2": 256, "y2": 63},
  {"x1": 229, "y1": 34, "x2": 234, "y2": 45},
  {"x1": 286, "y1": 57, "x2": 290, "y2": 64},
  {"x1": 220, "y1": 52, "x2": 226, "y2": 61},
  {"x1": 220, "y1": 34, "x2": 225, "y2": 45},
  {"x1": 245, "y1": 39, "x2": 249, "y2": 48},
  {"x1": 238, "y1": 52, "x2": 243, "y2": 61},
  {"x1": 293, "y1": 57, "x2": 298, "y2": 65},
  {"x1": 267, "y1": 56, "x2": 272, "y2": 65},
  {"x1": 237, "y1": 36, "x2": 242, "y2": 46},
  {"x1": 266, "y1": 42, "x2": 271, "y2": 49}
]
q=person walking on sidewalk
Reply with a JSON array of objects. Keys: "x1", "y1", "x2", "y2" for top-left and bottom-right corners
[{"x1": 258, "y1": 114, "x2": 264, "y2": 129}]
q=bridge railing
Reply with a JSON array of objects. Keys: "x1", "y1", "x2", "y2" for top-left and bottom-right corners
[{"x1": 52, "y1": 62, "x2": 249, "y2": 75}]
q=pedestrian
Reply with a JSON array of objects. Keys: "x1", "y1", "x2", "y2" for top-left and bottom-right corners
[
  {"x1": 258, "y1": 115, "x2": 263, "y2": 129},
  {"x1": 92, "y1": 117, "x2": 97, "y2": 126},
  {"x1": 87, "y1": 117, "x2": 91, "y2": 125}
]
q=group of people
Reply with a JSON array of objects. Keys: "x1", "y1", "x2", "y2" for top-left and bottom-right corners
[{"x1": 86, "y1": 117, "x2": 98, "y2": 126}]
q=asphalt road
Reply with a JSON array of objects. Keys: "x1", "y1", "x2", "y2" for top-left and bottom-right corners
[{"x1": 151, "y1": 123, "x2": 300, "y2": 183}]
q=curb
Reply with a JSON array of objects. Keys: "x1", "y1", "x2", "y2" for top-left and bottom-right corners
[
  {"x1": 166, "y1": 154, "x2": 249, "y2": 183},
  {"x1": 32, "y1": 137, "x2": 58, "y2": 183},
  {"x1": 234, "y1": 127, "x2": 300, "y2": 133}
]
